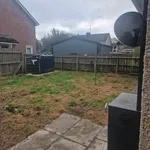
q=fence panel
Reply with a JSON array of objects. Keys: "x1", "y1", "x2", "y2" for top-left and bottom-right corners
[
  {"x1": 0, "y1": 48, "x2": 23, "y2": 76},
  {"x1": 54, "y1": 54, "x2": 140, "y2": 74}
]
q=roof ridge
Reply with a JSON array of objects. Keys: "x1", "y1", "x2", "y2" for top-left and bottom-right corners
[
  {"x1": 76, "y1": 33, "x2": 110, "y2": 44},
  {"x1": 78, "y1": 33, "x2": 110, "y2": 36}
]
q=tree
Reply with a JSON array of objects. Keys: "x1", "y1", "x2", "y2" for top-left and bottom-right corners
[
  {"x1": 41, "y1": 28, "x2": 73, "y2": 52},
  {"x1": 36, "y1": 39, "x2": 42, "y2": 53}
]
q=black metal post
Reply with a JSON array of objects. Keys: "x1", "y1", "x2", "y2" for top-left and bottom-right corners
[{"x1": 137, "y1": 0, "x2": 148, "y2": 111}]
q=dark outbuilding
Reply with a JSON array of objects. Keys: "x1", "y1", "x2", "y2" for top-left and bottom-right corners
[{"x1": 52, "y1": 34, "x2": 112, "y2": 56}]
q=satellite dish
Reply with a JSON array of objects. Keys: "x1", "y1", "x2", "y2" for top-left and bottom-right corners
[{"x1": 114, "y1": 12, "x2": 142, "y2": 47}]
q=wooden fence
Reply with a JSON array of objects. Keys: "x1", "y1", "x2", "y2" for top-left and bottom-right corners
[
  {"x1": 0, "y1": 48, "x2": 23, "y2": 76},
  {"x1": 55, "y1": 55, "x2": 140, "y2": 73}
]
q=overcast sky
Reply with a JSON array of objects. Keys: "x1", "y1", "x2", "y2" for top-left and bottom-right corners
[{"x1": 20, "y1": 0, "x2": 136, "y2": 39}]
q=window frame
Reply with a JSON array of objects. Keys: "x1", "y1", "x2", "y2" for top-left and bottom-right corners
[{"x1": 26, "y1": 45, "x2": 33, "y2": 54}]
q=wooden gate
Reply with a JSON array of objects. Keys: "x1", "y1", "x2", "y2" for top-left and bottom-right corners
[{"x1": 0, "y1": 48, "x2": 23, "y2": 76}]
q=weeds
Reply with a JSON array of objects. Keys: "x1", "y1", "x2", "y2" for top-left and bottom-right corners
[
  {"x1": 77, "y1": 94, "x2": 117, "y2": 109},
  {"x1": 4, "y1": 104, "x2": 24, "y2": 114},
  {"x1": 90, "y1": 95, "x2": 117, "y2": 108},
  {"x1": 31, "y1": 98, "x2": 43, "y2": 104},
  {"x1": 68, "y1": 101, "x2": 77, "y2": 107}
]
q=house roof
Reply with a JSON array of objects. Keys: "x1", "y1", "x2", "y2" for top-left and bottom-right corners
[
  {"x1": 15, "y1": 0, "x2": 39, "y2": 26},
  {"x1": 76, "y1": 33, "x2": 110, "y2": 43},
  {"x1": 52, "y1": 36, "x2": 112, "y2": 48},
  {"x1": 0, "y1": 34, "x2": 19, "y2": 44},
  {"x1": 112, "y1": 38, "x2": 119, "y2": 44},
  {"x1": 112, "y1": 38, "x2": 124, "y2": 45},
  {"x1": 132, "y1": 0, "x2": 144, "y2": 14}
]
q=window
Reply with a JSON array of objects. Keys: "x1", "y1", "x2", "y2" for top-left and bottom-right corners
[
  {"x1": 26, "y1": 45, "x2": 33, "y2": 54},
  {"x1": 113, "y1": 49, "x2": 117, "y2": 52},
  {"x1": 113, "y1": 45, "x2": 118, "y2": 52},
  {"x1": 114, "y1": 46, "x2": 117, "y2": 49},
  {"x1": 12, "y1": 44, "x2": 16, "y2": 49},
  {"x1": 0, "y1": 43, "x2": 9, "y2": 48}
]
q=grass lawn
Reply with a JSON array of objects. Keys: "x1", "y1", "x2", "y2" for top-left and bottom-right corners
[{"x1": 0, "y1": 71, "x2": 137, "y2": 150}]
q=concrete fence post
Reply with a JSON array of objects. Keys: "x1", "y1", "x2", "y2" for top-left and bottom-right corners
[
  {"x1": 94, "y1": 55, "x2": 97, "y2": 73},
  {"x1": 61, "y1": 56, "x2": 63, "y2": 70},
  {"x1": 76, "y1": 56, "x2": 79, "y2": 71}
]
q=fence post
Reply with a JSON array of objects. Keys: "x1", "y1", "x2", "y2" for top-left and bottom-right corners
[
  {"x1": 131, "y1": 56, "x2": 134, "y2": 73},
  {"x1": 61, "y1": 56, "x2": 63, "y2": 70},
  {"x1": 94, "y1": 55, "x2": 97, "y2": 73},
  {"x1": 24, "y1": 55, "x2": 27, "y2": 73},
  {"x1": 116, "y1": 56, "x2": 119, "y2": 73},
  {"x1": 21, "y1": 53, "x2": 24, "y2": 74},
  {"x1": 76, "y1": 56, "x2": 79, "y2": 71}
]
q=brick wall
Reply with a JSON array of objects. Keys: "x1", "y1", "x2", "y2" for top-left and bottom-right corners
[
  {"x1": 139, "y1": 2, "x2": 150, "y2": 150},
  {"x1": 0, "y1": 0, "x2": 36, "y2": 54}
]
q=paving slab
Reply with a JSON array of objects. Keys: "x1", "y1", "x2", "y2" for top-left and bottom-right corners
[
  {"x1": 64, "y1": 119, "x2": 102, "y2": 146},
  {"x1": 48, "y1": 138, "x2": 86, "y2": 150},
  {"x1": 87, "y1": 139, "x2": 107, "y2": 150},
  {"x1": 45, "y1": 113, "x2": 80, "y2": 135},
  {"x1": 97, "y1": 126, "x2": 108, "y2": 142},
  {"x1": 8, "y1": 113, "x2": 108, "y2": 150},
  {"x1": 9, "y1": 130, "x2": 59, "y2": 150}
]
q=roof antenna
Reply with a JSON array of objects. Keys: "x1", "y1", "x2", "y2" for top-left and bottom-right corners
[{"x1": 90, "y1": 24, "x2": 92, "y2": 33}]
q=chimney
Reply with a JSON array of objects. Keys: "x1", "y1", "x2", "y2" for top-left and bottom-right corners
[{"x1": 86, "y1": 32, "x2": 91, "y2": 36}]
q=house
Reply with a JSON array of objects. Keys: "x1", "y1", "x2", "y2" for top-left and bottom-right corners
[
  {"x1": 0, "y1": 0, "x2": 39, "y2": 54},
  {"x1": 112, "y1": 38, "x2": 135, "y2": 53},
  {"x1": 52, "y1": 33, "x2": 112, "y2": 56},
  {"x1": 76, "y1": 33, "x2": 112, "y2": 46}
]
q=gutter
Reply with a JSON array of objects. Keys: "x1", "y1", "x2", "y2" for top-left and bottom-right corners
[
  {"x1": 132, "y1": 0, "x2": 144, "y2": 14},
  {"x1": 15, "y1": 0, "x2": 39, "y2": 26}
]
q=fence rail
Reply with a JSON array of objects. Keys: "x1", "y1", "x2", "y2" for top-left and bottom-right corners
[
  {"x1": 55, "y1": 55, "x2": 140, "y2": 73},
  {"x1": 0, "y1": 49, "x2": 23, "y2": 76},
  {"x1": 0, "y1": 51, "x2": 140, "y2": 76}
]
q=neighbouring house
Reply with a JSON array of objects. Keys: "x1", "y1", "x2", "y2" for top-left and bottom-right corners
[
  {"x1": 52, "y1": 33, "x2": 112, "y2": 56},
  {"x1": 112, "y1": 38, "x2": 135, "y2": 53},
  {"x1": 0, "y1": 0, "x2": 39, "y2": 54},
  {"x1": 76, "y1": 32, "x2": 112, "y2": 46}
]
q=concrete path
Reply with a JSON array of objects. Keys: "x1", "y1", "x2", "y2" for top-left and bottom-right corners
[{"x1": 9, "y1": 113, "x2": 107, "y2": 150}]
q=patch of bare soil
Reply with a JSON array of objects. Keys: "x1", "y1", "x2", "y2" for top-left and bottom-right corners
[
  {"x1": 0, "y1": 90, "x2": 29, "y2": 102},
  {"x1": 68, "y1": 106, "x2": 108, "y2": 125}
]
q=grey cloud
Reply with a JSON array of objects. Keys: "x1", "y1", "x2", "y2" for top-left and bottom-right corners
[{"x1": 20, "y1": 0, "x2": 136, "y2": 39}]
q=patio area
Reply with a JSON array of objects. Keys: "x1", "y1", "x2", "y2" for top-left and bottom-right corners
[{"x1": 9, "y1": 113, "x2": 107, "y2": 150}]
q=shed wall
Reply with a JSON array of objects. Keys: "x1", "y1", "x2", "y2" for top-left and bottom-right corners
[
  {"x1": 100, "y1": 45, "x2": 112, "y2": 53},
  {"x1": 53, "y1": 39, "x2": 97, "y2": 55}
]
